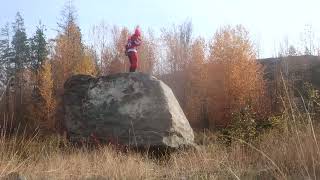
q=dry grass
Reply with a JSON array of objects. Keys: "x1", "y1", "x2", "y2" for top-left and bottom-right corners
[{"x1": 0, "y1": 121, "x2": 319, "y2": 180}]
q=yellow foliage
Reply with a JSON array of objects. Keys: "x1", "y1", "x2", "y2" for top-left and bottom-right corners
[
  {"x1": 139, "y1": 31, "x2": 156, "y2": 74},
  {"x1": 74, "y1": 50, "x2": 97, "y2": 76},
  {"x1": 53, "y1": 21, "x2": 85, "y2": 93},
  {"x1": 101, "y1": 27, "x2": 129, "y2": 74},
  {"x1": 39, "y1": 61, "x2": 55, "y2": 108},
  {"x1": 185, "y1": 38, "x2": 208, "y2": 127},
  {"x1": 208, "y1": 25, "x2": 268, "y2": 126},
  {"x1": 29, "y1": 60, "x2": 56, "y2": 130}
]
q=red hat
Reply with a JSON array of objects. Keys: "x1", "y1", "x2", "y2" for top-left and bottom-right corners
[{"x1": 134, "y1": 26, "x2": 141, "y2": 36}]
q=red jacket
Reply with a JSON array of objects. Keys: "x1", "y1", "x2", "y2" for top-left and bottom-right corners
[{"x1": 126, "y1": 34, "x2": 142, "y2": 53}]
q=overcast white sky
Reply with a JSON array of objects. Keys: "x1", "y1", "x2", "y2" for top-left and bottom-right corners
[{"x1": 0, "y1": 0, "x2": 320, "y2": 58}]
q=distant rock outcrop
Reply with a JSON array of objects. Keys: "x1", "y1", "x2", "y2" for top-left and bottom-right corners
[
  {"x1": 63, "y1": 73, "x2": 195, "y2": 149},
  {"x1": 259, "y1": 55, "x2": 320, "y2": 86},
  {"x1": 260, "y1": 55, "x2": 320, "y2": 112}
]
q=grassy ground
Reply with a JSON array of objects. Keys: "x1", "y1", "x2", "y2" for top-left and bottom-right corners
[{"x1": 0, "y1": 120, "x2": 319, "y2": 180}]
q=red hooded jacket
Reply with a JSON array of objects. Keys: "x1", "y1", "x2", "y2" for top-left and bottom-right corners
[{"x1": 125, "y1": 28, "x2": 142, "y2": 54}]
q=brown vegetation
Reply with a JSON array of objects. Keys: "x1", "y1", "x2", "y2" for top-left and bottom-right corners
[
  {"x1": 1, "y1": 104, "x2": 320, "y2": 179},
  {"x1": 206, "y1": 25, "x2": 268, "y2": 127}
]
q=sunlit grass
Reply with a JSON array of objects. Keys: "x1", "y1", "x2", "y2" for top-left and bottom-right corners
[{"x1": 0, "y1": 119, "x2": 319, "y2": 179}]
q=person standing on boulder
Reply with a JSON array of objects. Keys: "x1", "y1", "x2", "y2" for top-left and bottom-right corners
[{"x1": 125, "y1": 26, "x2": 142, "y2": 72}]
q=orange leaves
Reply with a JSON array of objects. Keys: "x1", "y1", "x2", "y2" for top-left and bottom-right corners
[
  {"x1": 139, "y1": 30, "x2": 156, "y2": 74},
  {"x1": 37, "y1": 61, "x2": 56, "y2": 130},
  {"x1": 28, "y1": 60, "x2": 56, "y2": 131},
  {"x1": 159, "y1": 24, "x2": 268, "y2": 128},
  {"x1": 208, "y1": 25, "x2": 268, "y2": 125},
  {"x1": 185, "y1": 38, "x2": 208, "y2": 128},
  {"x1": 74, "y1": 50, "x2": 97, "y2": 76},
  {"x1": 53, "y1": 19, "x2": 97, "y2": 93},
  {"x1": 99, "y1": 26, "x2": 130, "y2": 74}
]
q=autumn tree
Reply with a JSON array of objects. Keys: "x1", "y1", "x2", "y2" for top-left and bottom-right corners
[
  {"x1": 185, "y1": 38, "x2": 208, "y2": 127},
  {"x1": 160, "y1": 21, "x2": 193, "y2": 108},
  {"x1": 27, "y1": 24, "x2": 56, "y2": 130},
  {"x1": 29, "y1": 60, "x2": 56, "y2": 130},
  {"x1": 51, "y1": 2, "x2": 97, "y2": 130},
  {"x1": 208, "y1": 25, "x2": 267, "y2": 126},
  {"x1": 161, "y1": 21, "x2": 192, "y2": 73},
  {"x1": 89, "y1": 22, "x2": 109, "y2": 75},
  {"x1": 96, "y1": 25, "x2": 157, "y2": 75},
  {"x1": 53, "y1": 2, "x2": 96, "y2": 94},
  {"x1": 38, "y1": 61, "x2": 55, "y2": 129},
  {"x1": 138, "y1": 29, "x2": 156, "y2": 74},
  {"x1": 91, "y1": 25, "x2": 127, "y2": 75},
  {"x1": 53, "y1": 6, "x2": 83, "y2": 93},
  {"x1": 73, "y1": 47, "x2": 97, "y2": 76},
  {"x1": 106, "y1": 26, "x2": 130, "y2": 74}
]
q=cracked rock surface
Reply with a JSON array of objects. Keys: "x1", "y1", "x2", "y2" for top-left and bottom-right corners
[{"x1": 63, "y1": 73, "x2": 194, "y2": 149}]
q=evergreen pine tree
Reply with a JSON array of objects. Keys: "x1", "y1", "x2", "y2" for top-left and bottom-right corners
[
  {"x1": 11, "y1": 12, "x2": 30, "y2": 121},
  {"x1": 0, "y1": 23, "x2": 14, "y2": 83},
  {"x1": 0, "y1": 23, "x2": 14, "y2": 114},
  {"x1": 30, "y1": 23, "x2": 48, "y2": 72},
  {"x1": 11, "y1": 12, "x2": 30, "y2": 72}
]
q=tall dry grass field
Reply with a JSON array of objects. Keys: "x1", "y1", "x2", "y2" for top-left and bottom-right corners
[{"x1": 0, "y1": 111, "x2": 320, "y2": 180}]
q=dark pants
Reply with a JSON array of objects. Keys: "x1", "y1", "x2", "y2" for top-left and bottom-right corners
[{"x1": 128, "y1": 51, "x2": 138, "y2": 72}]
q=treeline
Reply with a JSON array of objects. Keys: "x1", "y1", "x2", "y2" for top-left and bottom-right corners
[
  {"x1": 89, "y1": 21, "x2": 270, "y2": 129},
  {"x1": 0, "y1": 4, "x2": 269, "y2": 132},
  {"x1": 0, "y1": 6, "x2": 98, "y2": 131}
]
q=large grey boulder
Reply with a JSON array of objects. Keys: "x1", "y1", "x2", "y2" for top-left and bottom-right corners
[{"x1": 63, "y1": 73, "x2": 194, "y2": 149}]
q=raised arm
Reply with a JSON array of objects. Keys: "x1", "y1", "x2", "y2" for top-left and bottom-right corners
[{"x1": 134, "y1": 37, "x2": 142, "y2": 46}]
